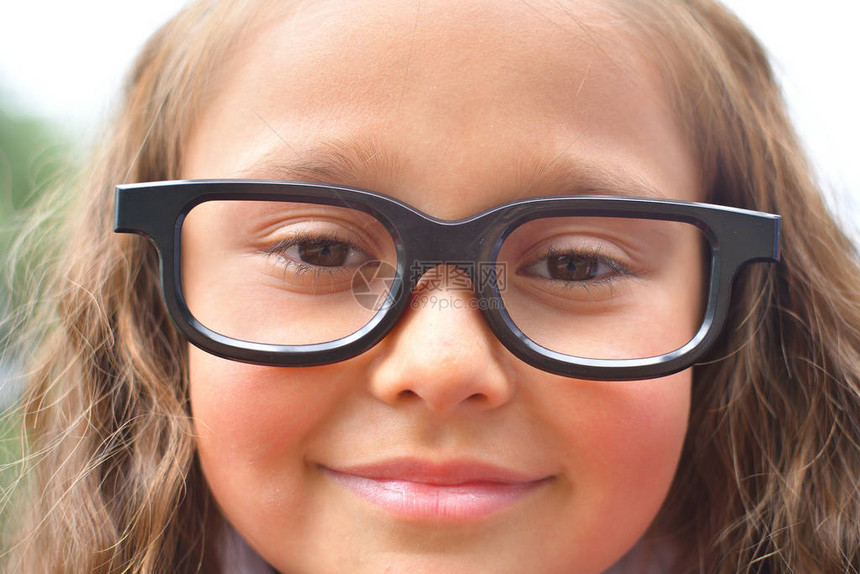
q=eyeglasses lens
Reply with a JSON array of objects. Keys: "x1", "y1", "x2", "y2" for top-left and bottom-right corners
[
  {"x1": 181, "y1": 200, "x2": 399, "y2": 345},
  {"x1": 498, "y1": 217, "x2": 708, "y2": 359},
  {"x1": 180, "y1": 200, "x2": 709, "y2": 360}
]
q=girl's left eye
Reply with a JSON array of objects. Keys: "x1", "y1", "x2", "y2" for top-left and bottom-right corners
[{"x1": 519, "y1": 250, "x2": 628, "y2": 283}]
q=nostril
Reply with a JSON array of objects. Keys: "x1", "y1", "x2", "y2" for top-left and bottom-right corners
[{"x1": 394, "y1": 389, "x2": 487, "y2": 406}]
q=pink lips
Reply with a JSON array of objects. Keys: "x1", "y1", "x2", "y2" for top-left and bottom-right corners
[{"x1": 323, "y1": 459, "x2": 551, "y2": 521}]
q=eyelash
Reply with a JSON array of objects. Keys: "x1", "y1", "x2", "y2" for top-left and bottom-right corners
[
  {"x1": 519, "y1": 246, "x2": 634, "y2": 287},
  {"x1": 263, "y1": 234, "x2": 634, "y2": 289},
  {"x1": 262, "y1": 232, "x2": 367, "y2": 277}
]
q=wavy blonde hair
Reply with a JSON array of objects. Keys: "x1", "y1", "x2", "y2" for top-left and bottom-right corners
[
  {"x1": 3, "y1": 0, "x2": 859, "y2": 572},
  {"x1": 618, "y1": 2, "x2": 860, "y2": 572}
]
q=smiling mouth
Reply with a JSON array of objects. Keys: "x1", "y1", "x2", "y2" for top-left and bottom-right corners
[{"x1": 321, "y1": 459, "x2": 553, "y2": 521}]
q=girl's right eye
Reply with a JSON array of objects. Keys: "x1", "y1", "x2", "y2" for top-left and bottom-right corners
[
  {"x1": 263, "y1": 232, "x2": 376, "y2": 285},
  {"x1": 276, "y1": 237, "x2": 371, "y2": 269}
]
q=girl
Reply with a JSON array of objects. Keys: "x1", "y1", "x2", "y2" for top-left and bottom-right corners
[{"x1": 4, "y1": 0, "x2": 859, "y2": 572}]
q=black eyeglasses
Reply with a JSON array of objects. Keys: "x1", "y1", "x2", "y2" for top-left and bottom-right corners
[{"x1": 114, "y1": 179, "x2": 780, "y2": 381}]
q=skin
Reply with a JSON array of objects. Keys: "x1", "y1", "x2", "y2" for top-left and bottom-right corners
[{"x1": 182, "y1": 0, "x2": 701, "y2": 572}]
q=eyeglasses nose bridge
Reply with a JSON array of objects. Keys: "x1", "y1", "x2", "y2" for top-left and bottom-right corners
[{"x1": 401, "y1": 215, "x2": 501, "y2": 295}]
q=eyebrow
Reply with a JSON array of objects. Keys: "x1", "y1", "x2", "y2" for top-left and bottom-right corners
[
  {"x1": 240, "y1": 137, "x2": 668, "y2": 201},
  {"x1": 512, "y1": 156, "x2": 668, "y2": 200},
  {"x1": 241, "y1": 137, "x2": 402, "y2": 185}
]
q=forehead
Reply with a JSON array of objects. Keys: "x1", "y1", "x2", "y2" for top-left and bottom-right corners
[
  {"x1": 220, "y1": 0, "x2": 650, "y2": 125},
  {"x1": 261, "y1": 0, "x2": 630, "y2": 90},
  {"x1": 185, "y1": 0, "x2": 698, "y2": 214}
]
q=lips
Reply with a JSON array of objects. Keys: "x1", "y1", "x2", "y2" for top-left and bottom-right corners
[{"x1": 322, "y1": 459, "x2": 552, "y2": 521}]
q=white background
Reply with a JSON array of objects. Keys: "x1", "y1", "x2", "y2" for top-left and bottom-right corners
[{"x1": 1, "y1": 1, "x2": 858, "y2": 239}]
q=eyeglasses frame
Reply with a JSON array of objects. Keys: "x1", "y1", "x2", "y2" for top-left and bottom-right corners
[{"x1": 114, "y1": 179, "x2": 780, "y2": 381}]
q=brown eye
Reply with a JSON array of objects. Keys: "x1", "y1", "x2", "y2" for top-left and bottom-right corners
[
  {"x1": 268, "y1": 236, "x2": 371, "y2": 271},
  {"x1": 519, "y1": 250, "x2": 627, "y2": 284},
  {"x1": 547, "y1": 254, "x2": 600, "y2": 282},
  {"x1": 298, "y1": 241, "x2": 351, "y2": 267}
]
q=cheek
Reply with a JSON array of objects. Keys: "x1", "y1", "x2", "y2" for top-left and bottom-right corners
[
  {"x1": 190, "y1": 353, "x2": 315, "y2": 462},
  {"x1": 574, "y1": 374, "x2": 690, "y2": 475},
  {"x1": 188, "y1": 347, "x2": 347, "y2": 536},
  {"x1": 535, "y1": 370, "x2": 691, "y2": 559}
]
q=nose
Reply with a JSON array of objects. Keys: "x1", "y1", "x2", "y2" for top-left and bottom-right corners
[{"x1": 368, "y1": 266, "x2": 515, "y2": 417}]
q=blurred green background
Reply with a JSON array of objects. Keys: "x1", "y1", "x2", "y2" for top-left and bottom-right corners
[
  {"x1": 0, "y1": 85, "x2": 74, "y2": 540},
  {"x1": 1, "y1": 85, "x2": 72, "y2": 395}
]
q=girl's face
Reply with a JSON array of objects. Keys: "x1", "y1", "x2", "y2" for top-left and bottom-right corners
[{"x1": 183, "y1": 0, "x2": 700, "y2": 572}]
